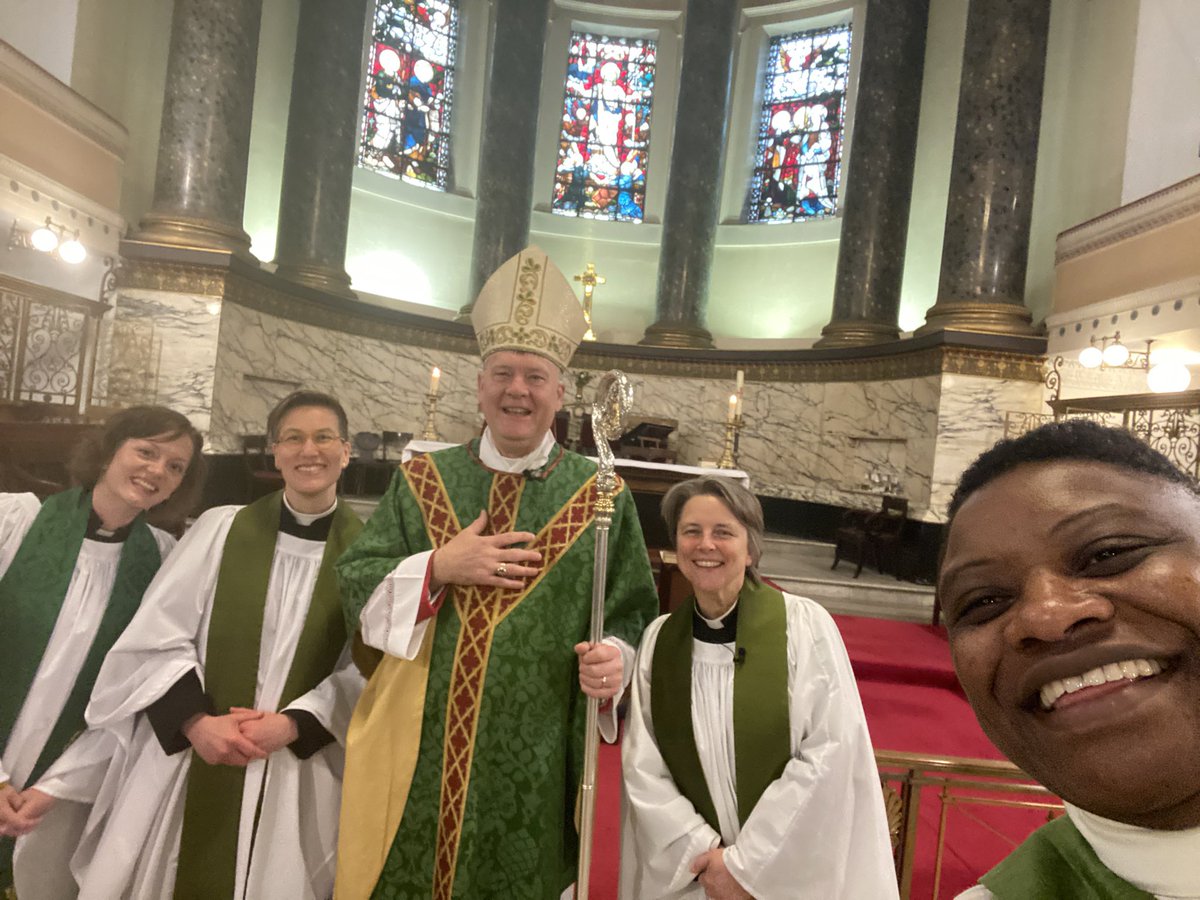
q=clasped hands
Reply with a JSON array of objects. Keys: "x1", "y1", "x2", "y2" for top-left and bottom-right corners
[
  {"x1": 429, "y1": 511, "x2": 623, "y2": 701},
  {"x1": 181, "y1": 707, "x2": 298, "y2": 767},
  {"x1": 0, "y1": 782, "x2": 54, "y2": 837}
]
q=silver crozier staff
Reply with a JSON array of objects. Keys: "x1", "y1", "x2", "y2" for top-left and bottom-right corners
[{"x1": 576, "y1": 370, "x2": 634, "y2": 900}]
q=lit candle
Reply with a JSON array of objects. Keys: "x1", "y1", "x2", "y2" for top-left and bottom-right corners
[
  {"x1": 430, "y1": 366, "x2": 441, "y2": 396},
  {"x1": 727, "y1": 393, "x2": 737, "y2": 423}
]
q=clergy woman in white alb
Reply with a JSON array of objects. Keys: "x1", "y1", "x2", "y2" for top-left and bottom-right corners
[
  {"x1": 620, "y1": 477, "x2": 898, "y2": 900},
  {"x1": 0, "y1": 406, "x2": 203, "y2": 896},
  {"x1": 27, "y1": 391, "x2": 365, "y2": 900}
]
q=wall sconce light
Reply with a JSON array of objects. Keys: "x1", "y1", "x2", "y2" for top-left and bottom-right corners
[
  {"x1": 8, "y1": 217, "x2": 88, "y2": 264},
  {"x1": 1078, "y1": 332, "x2": 1151, "y2": 370}
]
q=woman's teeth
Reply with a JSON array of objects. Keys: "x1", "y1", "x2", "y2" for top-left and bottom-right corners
[{"x1": 1039, "y1": 658, "x2": 1165, "y2": 710}]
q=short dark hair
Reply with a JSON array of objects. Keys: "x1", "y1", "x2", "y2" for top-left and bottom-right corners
[
  {"x1": 266, "y1": 390, "x2": 349, "y2": 443},
  {"x1": 70, "y1": 405, "x2": 206, "y2": 526},
  {"x1": 948, "y1": 419, "x2": 1199, "y2": 522},
  {"x1": 660, "y1": 476, "x2": 764, "y2": 584}
]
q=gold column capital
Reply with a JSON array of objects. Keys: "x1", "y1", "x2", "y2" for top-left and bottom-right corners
[
  {"x1": 274, "y1": 261, "x2": 356, "y2": 300},
  {"x1": 131, "y1": 213, "x2": 254, "y2": 260},
  {"x1": 814, "y1": 320, "x2": 901, "y2": 349},
  {"x1": 638, "y1": 320, "x2": 715, "y2": 350},
  {"x1": 915, "y1": 300, "x2": 1039, "y2": 338}
]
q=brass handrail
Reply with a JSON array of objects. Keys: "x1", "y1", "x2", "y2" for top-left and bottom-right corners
[{"x1": 875, "y1": 749, "x2": 1062, "y2": 899}]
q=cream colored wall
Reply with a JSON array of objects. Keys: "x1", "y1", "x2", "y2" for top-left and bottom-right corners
[
  {"x1": 0, "y1": 0, "x2": 78, "y2": 81},
  {"x1": 1123, "y1": 0, "x2": 1200, "y2": 204},
  {"x1": 51, "y1": 0, "x2": 1147, "y2": 340},
  {"x1": 69, "y1": 0, "x2": 172, "y2": 224}
]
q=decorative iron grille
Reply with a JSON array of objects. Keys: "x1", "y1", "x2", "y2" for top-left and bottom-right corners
[{"x1": 0, "y1": 274, "x2": 109, "y2": 416}]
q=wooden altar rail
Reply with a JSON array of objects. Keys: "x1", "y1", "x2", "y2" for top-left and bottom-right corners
[
  {"x1": 1005, "y1": 389, "x2": 1200, "y2": 479},
  {"x1": 875, "y1": 750, "x2": 1061, "y2": 899}
]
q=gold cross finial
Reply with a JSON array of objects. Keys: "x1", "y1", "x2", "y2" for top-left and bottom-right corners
[{"x1": 573, "y1": 262, "x2": 605, "y2": 341}]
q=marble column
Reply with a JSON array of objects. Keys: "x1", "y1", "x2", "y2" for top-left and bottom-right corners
[
  {"x1": 457, "y1": 0, "x2": 552, "y2": 316},
  {"x1": 132, "y1": 0, "x2": 262, "y2": 257},
  {"x1": 639, "y1": 0, "x2": 739, "y2": 350},
  {"x1": 916, "y1": 0, "x2": 1049, "y2": 337},
  {"x1": 273, "y1": 0, "x2": 370, "y2": 298},
  {"x1": 816, "y1": 0, "x2": 930, "y2": 348}
]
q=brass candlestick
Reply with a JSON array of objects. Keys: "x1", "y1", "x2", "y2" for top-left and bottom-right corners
[
  {"x1": 718, "y1": 415, "x2": 743, "y2": 469},
  {"x1": 421, "y1": 392, "x2": 441, "y2": 441}
]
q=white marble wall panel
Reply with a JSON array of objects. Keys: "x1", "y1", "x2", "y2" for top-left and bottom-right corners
[
  {"x1": 116, "y1": 294, "x2": 1044, "y2": 524},
  {"x1": 110, "y1": 288, "x2": 221, "y2": 438},
  {"x1": 209, "y1": 303, "x2": 484, "y2": 452},
  {"x1": 928, "y1": 373, "x2": 1047, "y2": 521}
]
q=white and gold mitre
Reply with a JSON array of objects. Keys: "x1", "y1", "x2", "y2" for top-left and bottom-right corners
[{"x1": 471, "y1": 246, "x2": 588, "y2": 369}]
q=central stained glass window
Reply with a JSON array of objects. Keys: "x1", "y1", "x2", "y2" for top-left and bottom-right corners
[{"x1": 551, "y1": 32, "x2": 657, "y2": 223}]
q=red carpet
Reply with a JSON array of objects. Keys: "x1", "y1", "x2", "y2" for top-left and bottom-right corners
[{"x1": 587, "y1": 614, "x2": 1054, "y2": 899}]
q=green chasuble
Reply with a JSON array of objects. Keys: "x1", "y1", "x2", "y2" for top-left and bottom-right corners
[
  {"x1": 980, "y1": 815, "x2": 1155, "y2": 900},
  {"x1": 336, "y1": 441, "x2": 658, "y2": 900}
]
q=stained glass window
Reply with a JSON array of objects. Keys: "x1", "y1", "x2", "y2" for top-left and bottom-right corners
[
  {"x1": 748, "y1": 24, "x2": 852, "y2": 223},
  {"x1": 551, "y1": 32, "x2": 656, "y2": 223},
  {"x1": 358, "y1": 0, "x2": 459, "y2": 191}
]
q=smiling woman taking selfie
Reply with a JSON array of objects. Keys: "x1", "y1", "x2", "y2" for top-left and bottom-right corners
[
  {"x1": 940, "y1": 420, "x2": 1200, "y2": 900},
  {"x1": 0, "y1": 405, "x2": 204, "y2": 892},
  {"x1": 620, "y1": 476, "x2": 897, "y2": 900}
]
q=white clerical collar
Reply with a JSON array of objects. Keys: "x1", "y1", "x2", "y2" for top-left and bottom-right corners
[
  {"x1": 1066, "y1": 803, "x2": 1200, "y2": 898},
  {"x1": 699, "y1": 598, "x2": 739, "y2": 630},
  {"x1": 479, "y1": 428, "x2": 555, "y2": 473},
  {"x1": 282, "y1": 492, "x2": 337, "y2": 526}
]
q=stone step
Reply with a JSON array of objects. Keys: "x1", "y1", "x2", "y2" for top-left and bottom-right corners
[{"x1": 759, "y1": 536, "x2": 936, "y2": 624}]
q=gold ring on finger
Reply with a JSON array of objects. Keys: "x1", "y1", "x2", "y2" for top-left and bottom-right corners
[{"x1": 495, "y1": 562, "x2": 508, "y2": 577}]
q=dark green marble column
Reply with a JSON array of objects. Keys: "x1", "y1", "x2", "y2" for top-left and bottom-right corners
[
  {"x1": 816, "y1": 0, "x2": 929, "y2": 348},
  {"x1": 132, "y1": 0, "x2": 262, "y2": 257},
  {"x1": 273, "y1": 0, "x2": 370, "y2": 298},
  {"x1": 458, "y1": 0, "x2": 552, "y2": 316},
  {"x1": 639, "y1": 0, "x2": 739, "y2": 349},
  {"x1": 917, "y1": 0, "x2": 1049, "y2": 337}
]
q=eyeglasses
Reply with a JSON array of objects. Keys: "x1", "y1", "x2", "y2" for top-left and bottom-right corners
[{"x1": 273, "y1": 431, "x2": 346, "y2": 450}]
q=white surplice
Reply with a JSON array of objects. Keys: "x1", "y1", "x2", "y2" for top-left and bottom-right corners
[
  {"x1": 619, "y1": 591, "x2": 899, "y2": 900},
  {"x1": 29, "y1": 504, "x2": 364, "y2": 900},
  {"x1": 956, "y1": 803, "x2": 1200, "y2": 900},
  {"x1": 0, "y1": 492, "x2": 175, "y2": 790}
]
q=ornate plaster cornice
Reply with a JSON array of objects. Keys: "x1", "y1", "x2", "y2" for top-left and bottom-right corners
[
  {"x1": 0, "y1": 40, "x2": 128, "y2": 158},
  {"x1": 1056, "y1": 174, "x2": 1200, "y2": 264}
]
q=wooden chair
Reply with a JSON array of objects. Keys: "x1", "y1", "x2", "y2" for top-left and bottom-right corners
[
  {"x1": 241, "y1": 434, "x2": 283, "y2": 500},
  {"x1": 831, "y1": 496, "x2": 908, "y2": 578}
]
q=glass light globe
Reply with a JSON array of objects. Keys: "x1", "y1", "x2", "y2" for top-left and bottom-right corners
[
  {"x1": 1078, "y1": 345, "x2": 1103, "y2": 368},
  {"x1": 1102, "y1": 341, "x2": 1130, "y2": 367},
  {"x1": 30, "y1": 224, "x2": 58, "y2": 252},
  {"x1": 58, "y1": 237, "x2": 86, "y2": 264},
  {"x1": 1147, "y1": 363, "x2": 1191, "y2": 394}
]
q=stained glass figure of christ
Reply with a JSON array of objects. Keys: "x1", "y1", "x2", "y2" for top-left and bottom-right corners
[
  {"x1": 552, "y1": 32, "x2": 657, "y2": 223},
  {"x1": 748, "y1": 24, "x2": 852, "y2": 223},
  {"x1": 358, "y1": 0, "x2": 459, "y2": 190}
]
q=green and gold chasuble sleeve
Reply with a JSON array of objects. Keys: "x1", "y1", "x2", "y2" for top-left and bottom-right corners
[{"x1": 337, "y1": 445, "x2": 657, "y2": 900}]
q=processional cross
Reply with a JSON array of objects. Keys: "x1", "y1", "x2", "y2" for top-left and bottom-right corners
[{"x1": 573, "y1": 263, "x2": 606, "y2": 342}]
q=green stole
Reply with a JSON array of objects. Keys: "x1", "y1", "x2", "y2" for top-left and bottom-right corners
[
  {"x1": 172, "y1": 491, "x2": 363, "y2": 900},
  {"x1": 0, "y1": 487, "x2": 161, "y2": 784},
  {"x1": 650, "y1": 580, "x2": 792, "y2": 832},
  {"x1": 981, "y1": 815, "x2": 1155, "y2": 899}
]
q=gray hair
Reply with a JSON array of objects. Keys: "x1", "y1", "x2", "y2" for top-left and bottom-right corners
[{"x1": 660, "y1": 476, "x2": 764, "y2": 585}]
